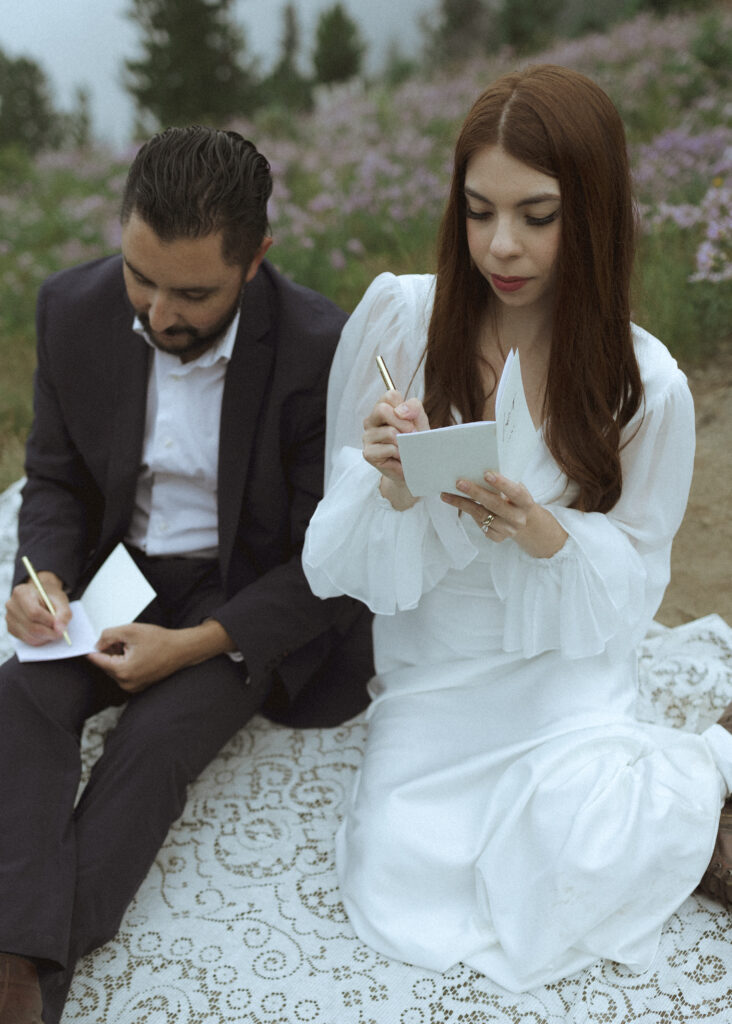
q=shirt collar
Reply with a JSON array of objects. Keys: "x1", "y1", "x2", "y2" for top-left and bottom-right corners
[{"x1": 133, "y1": 308, "x2": 241, "y2": 368}]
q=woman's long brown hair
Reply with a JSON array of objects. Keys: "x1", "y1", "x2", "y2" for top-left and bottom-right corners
[{"x1": 423, "y1": 65, "x2": 643, "y2": 513}]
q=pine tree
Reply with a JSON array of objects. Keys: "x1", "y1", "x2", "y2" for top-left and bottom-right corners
[
  {"x1": 66, "y1": 86, "x2": 92, "y2": 149},
  {"x1": 498, "y1": 0, "x2": 561, "y2": 52},
  {"x1": 264, "y1": 3, "x2": 313, "y2": 112},
  {"x1": 0, "y1": 49, "x2": 62, "y2": 153},
  {"x1": 422, "y1": 0, "x2": 493, "y2": 65},
  {"x1": 124, "y1": 0, "x2": 261, "y2": 130},
  {"x1": 312, "y1": 4, "x2": 366, "y2": 87}
]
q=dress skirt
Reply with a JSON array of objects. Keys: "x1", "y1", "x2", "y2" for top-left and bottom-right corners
[{"x1": 335, "y1": 646, "x2": 726, "y2": 991}]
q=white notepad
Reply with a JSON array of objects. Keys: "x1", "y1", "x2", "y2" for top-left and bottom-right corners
[
  {"x1": 13, "y1": 543, "x2": 156, "y2": 662},
  {"x1": 396, "y1": 350, "x2": 539, "y2": 497}
]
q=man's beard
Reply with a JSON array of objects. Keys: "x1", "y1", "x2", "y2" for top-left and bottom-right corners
[{"x1": 139, "y1": 291, "x2": 243, "y2": 361}]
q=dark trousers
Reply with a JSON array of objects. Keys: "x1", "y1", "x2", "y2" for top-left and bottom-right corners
[{"x1": 0, "y1": 555, "x2": 285, "y2": 1023}]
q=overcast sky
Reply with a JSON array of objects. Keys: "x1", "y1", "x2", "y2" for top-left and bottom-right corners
[{"x1": 1, "y1": 0, "x2": 432, "y2": 148}]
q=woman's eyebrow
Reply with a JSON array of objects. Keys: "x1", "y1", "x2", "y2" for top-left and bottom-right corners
[
  {"x1": 464, "y1": 186, "x2": 560, "y2": 207},
  {"x1": 516, "y1": 192, "x2": 561, "y2": 208}
]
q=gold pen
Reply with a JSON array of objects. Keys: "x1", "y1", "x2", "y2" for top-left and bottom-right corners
[
  {"x1": 21, "y1": 555, "x2": 72, "y2": 646},
  {"x1": 376, "y1": 354, "x2": 397, "y2": 392}
]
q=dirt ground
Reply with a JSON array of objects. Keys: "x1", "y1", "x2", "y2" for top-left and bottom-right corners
[{"x1": 657, "y1": 340, "x2": 731, "y2": 628}]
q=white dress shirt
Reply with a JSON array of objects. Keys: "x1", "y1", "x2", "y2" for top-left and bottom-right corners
[{"x1": 126, "y1": 311, "x2": 240, "y2": 558}]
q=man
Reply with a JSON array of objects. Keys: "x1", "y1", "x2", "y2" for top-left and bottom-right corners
[{"x1": 0, "y1": 126, "x2": 372, "y2": 1024}]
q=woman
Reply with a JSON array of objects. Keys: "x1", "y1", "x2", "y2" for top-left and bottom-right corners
[{"x1": 302, "y1": 65, "x2": 732, "y2": 991}]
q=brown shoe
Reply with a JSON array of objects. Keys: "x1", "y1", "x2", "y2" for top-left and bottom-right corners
[
  {"x1": 697, "y1": 798, "x2": 732, "y2": 908},
  {"x1": 719, "y1": 702, "x2": 732, "y2": 735},
  {"x1": 0, "y1": 954, "x2": 43, "y2": 1024},
  {"x1": 697, "y1": 702, "x2": 732, "y2": 908}
]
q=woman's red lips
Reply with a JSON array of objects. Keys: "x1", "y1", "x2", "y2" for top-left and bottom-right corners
[{"x1": 491, "y1": 274, "x2": 529, "y2": 292}]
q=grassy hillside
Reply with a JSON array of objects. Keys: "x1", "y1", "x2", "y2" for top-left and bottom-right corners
[{"x1": 0, "y1": 3, "x2": 730, "y2": 490}]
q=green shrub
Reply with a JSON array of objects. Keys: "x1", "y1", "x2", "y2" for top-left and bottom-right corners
[{"x1": 692, "y1": 13, "x2": 732, "y2": 83}]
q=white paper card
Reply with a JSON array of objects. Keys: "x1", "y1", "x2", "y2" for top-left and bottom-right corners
[
  {"x1": 12, "y1": 543, "x2": 156, "y2": 662},
  {"x1": 397, "y1": 420, "x2": 500, "y2": 497},
  {"x1": 495, "y1": 349, "x2": 540, "y2": 482},
  {"x1": 396, "y1": 350, "x2": 539, "y2": 497}
]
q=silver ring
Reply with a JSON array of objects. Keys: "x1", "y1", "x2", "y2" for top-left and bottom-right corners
[{"x1": 480, "y1": 513, "x2": 496, "y2": 534}]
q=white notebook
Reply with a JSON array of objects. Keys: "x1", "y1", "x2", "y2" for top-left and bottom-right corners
[
  {"x1": 13, "y1": 543, "x2": 156, "y2": 662},
  {"x1": 396, "y1": 350, "x2": 539, "y2": 497}
]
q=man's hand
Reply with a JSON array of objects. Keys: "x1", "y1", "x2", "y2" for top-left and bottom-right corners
[
  {"x1": 86, "y1": 619, "x2": 236, "y2": 693},
  {"x1": 5, "y1": 571, "x2": 72, "y2": 645}
]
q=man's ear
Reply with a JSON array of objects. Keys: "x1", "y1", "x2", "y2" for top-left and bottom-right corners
[{"x1": 244, "y1": 237, "x2": 274, "y2": 282}]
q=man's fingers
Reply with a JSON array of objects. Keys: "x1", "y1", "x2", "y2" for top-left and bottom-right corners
[{"x1": 5, "y1": 582, "x2": 70, "y2": 644}]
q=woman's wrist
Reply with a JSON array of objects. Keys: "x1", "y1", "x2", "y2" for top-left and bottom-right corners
[
  {"x1": 379, "y1": 475, "x2": 419, "y2": 510},
  {"x1": 515, "y1": 505, "x2": 568, "y2": 559}
]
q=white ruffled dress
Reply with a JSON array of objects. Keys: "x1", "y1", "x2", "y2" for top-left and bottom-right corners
[{"x1": 302, "y1": 272, "x2": 732, "y2": 992}]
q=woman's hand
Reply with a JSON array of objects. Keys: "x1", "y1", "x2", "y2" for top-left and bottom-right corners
[
  {"x1": 440, "y1": 470, "x2": 568, "y2": 558},
  {"x1": 362, "y1": 391, "x2": 430, "y2": 509}
]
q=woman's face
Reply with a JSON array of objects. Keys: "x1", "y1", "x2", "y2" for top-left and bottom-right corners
[{"x1": 464, "y1": 145, "x2": 561, "y2": 318}]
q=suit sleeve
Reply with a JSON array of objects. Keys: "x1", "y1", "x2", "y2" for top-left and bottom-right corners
[
  {"x1": 208, "y1": 303, "x2": 366, "y2": 691},
  {"x1": 13, "y1": 280, "x2": 103, "y2": 592}
]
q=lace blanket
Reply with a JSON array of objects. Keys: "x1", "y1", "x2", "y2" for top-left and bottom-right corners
[{"x1": 1, "y1": 480, "x2": 730, "y2": 1023}]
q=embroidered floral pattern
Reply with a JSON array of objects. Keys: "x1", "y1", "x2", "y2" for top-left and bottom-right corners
[{"x1": 1, "y1": 482, "x2": 730, "y2": 1023}]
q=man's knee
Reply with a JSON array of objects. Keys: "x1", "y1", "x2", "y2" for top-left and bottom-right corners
[
  {"x1": 98, "y1": 656, "x2": 263, "y2": 781},
  {"x1": 0, "y1": 656, "x2": 64, "y2": 721},
  {"x1": 0, "y1": 655, "x2": 120, "y2": 731},
  {"x1": 269, "y1": 605, "x2": 375, "y2": 728}
]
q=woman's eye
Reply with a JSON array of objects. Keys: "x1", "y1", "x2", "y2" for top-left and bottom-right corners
[
  {"x1": 466, "y1": 208, "x2": 491, "y2": 221},
  {"x1": 526, "y1": 209, "x2": 560, "y2": 227}
]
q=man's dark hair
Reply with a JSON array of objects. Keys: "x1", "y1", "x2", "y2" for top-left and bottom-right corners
[{"x1": 120, "y1": 125, "x2": 273, "y2": 268}]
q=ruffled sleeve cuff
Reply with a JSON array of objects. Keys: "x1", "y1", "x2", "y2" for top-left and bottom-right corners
[
  {"x1": 303, "y1": 446, "x2": 476, "y2": 615},
  {"x1": 489, "y1": 507, "x2": 648, "y2": 660}
]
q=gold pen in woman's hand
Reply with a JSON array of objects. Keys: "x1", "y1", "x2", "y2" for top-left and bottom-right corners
[
  {"x1": 21, "y1": 555, "x2": 72, "y2": 645},
  {"x1": 376, "y1": 354, "x2": 397, "y2": 392}
]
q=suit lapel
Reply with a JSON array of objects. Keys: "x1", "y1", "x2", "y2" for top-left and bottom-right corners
[
  {"x1": 218, "y1": 270, "x2": 274, "y2": 578},
  {"x1": 99, "y1": 311, "x2": 150, "y2": 552}
]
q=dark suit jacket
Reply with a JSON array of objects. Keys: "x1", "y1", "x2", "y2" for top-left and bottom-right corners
[{"x1": 13, "y1": 255, "x2": 369, "y2": 702}]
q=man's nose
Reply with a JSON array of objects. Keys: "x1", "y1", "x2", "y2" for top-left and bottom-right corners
[{"x1": 147, "y1": 291, "x2": 178, "y2": 332}]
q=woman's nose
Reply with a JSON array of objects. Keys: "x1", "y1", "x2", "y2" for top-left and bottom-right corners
[{"x1": 489, "y1": 218, "x2": 521, "y2": 258}]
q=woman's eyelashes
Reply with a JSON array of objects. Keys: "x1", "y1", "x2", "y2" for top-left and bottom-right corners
[
  {"x1": 465, "y1": 206, "x2": 560, "y2": 226},
  {"x1": 526, "y1": 208, "x2": 560, "y2": 226}
]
